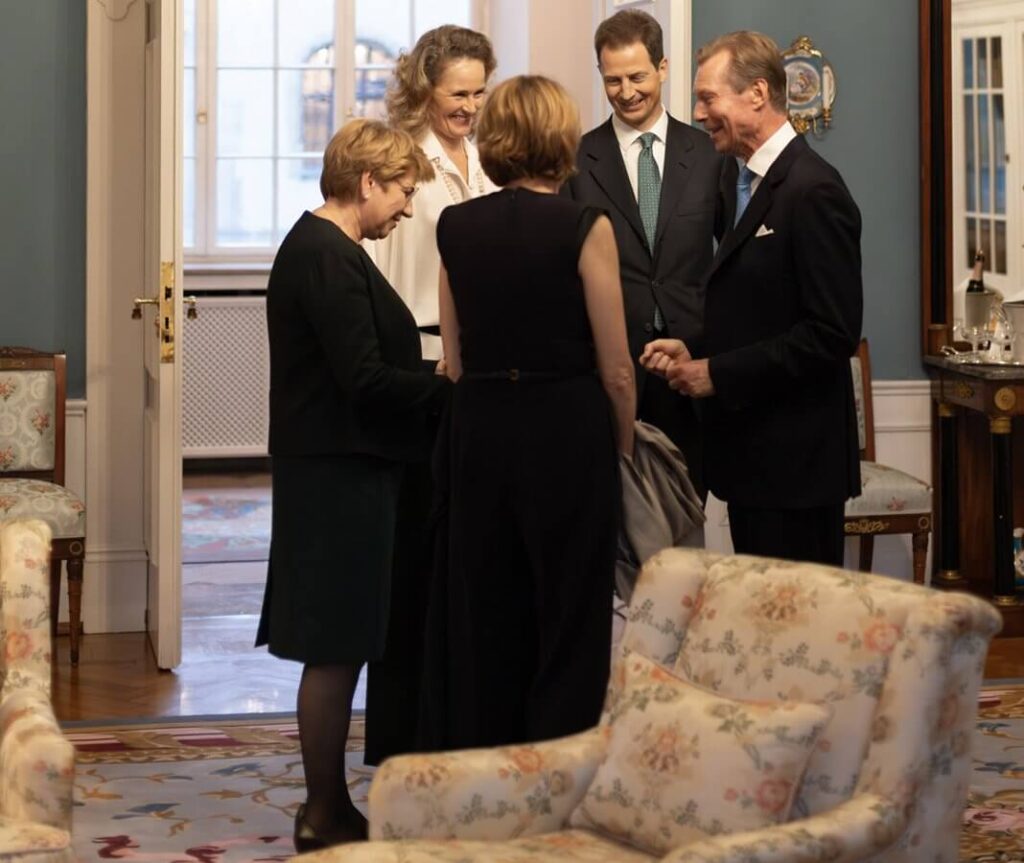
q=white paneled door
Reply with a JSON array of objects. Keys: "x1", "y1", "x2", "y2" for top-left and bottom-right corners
[{"x1": 142, "y1": 0, "x2": 185, "y2": 669}]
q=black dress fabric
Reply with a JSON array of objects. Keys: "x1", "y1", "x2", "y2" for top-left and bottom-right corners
[
  {"x1": 256, "y1": 211, "x2": 448, "y2": 675},
  {"x1": 423, "y1": 189, "x2": 620, "y2": 750}
]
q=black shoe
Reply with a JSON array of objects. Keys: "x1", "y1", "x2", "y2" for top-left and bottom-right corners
[{"x1": 293, "y1": 803, "x2": 329, "y2": 853}]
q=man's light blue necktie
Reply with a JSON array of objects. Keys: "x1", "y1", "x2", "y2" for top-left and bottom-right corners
[
  {"x1": 734, "y1": 164, "x2": 756, "y2": 226},
  {"x1": 638, "y1": 132, "x2": 665, "y2": 331}
]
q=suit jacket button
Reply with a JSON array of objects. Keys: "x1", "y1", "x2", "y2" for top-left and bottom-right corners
[
  {"x1": 643, "y1": 323, "x2": 653, "y2": 333},
  {"x1": 651, "y1": 280, "x2": 661, "y2": 288}
]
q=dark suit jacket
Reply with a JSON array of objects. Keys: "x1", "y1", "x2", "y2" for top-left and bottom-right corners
[
  {"x1": 267, "y1": 211, "x2": 449, "y2": 463},
  {"x1": 564, "y1": 116, "x2": 725, "y2": 375},
  {"x1": 702, "y1": 134, "x2": 863, "y2": 509}
]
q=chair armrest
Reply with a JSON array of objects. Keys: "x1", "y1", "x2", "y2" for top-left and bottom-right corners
[
  {"x1": 660, "y1": 792, "x2": 907, "y2": 863},
  {"x1": 369, "y1": 727, "x2": 607, "y2": 841},
  {"x1": 0, "y1": 690, "x2": 75, "y2": 830}
]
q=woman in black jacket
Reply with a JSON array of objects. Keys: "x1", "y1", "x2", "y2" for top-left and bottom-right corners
[{"x1": 255, "y1": 119, "x2": 448, "y2": 849}]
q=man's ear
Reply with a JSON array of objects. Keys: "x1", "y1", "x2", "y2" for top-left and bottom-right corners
[{"x1": 749, "y1": 78, "x2": 770, "y2": 109}]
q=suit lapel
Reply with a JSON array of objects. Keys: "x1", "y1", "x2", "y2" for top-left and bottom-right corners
[
  {"x1": 708, "y1": 135, "x2": 807, "y2": 278},
  {"x1": 653, "y1": 118, "x2": 695, "y2": 249},
  {"x1": 580, "y1": 120, "x2": 648, "y2": 252}
]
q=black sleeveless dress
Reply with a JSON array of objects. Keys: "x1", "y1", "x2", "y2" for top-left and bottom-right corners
[{"x1": 424, "y1": 188, "x2": 620, "y2": 750}]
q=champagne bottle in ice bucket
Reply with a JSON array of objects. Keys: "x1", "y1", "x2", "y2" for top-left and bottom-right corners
[{"x1": 964, "y1": 250, "x2": 994, "y2": 332}]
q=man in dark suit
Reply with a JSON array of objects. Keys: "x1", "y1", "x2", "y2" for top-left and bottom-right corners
[
  {"x1": 642, "y1": 31, "x2": 862, "y2": 565},
  {"x1": 564, "y1": 9, "x2": 723, "y2": 496}
]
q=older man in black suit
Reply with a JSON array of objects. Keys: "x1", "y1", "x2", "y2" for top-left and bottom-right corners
[
  {"x1": 564, "y1": 9, "x2": 723, "y2": 496},
  {"x1": 643, "y1": 31, "x2": 862, "y2": 565}
]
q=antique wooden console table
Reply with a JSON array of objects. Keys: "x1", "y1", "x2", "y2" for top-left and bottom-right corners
[{"x1": 925, "y1": 357, "x2": 1024, "y2": 635}]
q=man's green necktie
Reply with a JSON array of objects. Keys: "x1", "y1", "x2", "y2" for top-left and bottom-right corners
[{"x1": 638, "y1": 132, "x2": 665, "y2": 331}]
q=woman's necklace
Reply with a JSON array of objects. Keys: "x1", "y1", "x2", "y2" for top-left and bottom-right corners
[{"x1": 432, "y1": 147, "x2": 486, "y2": 203}]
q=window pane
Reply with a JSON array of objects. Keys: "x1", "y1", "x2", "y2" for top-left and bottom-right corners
[
  {"x1": 965, "y1": 95, "x2": 976, "y2": 212},
  {"x1": 183, "y1": 157, "x2": 196, "y2": 248},
  {"x1": 979, "y1": 93, "x2": 990, "y2": 212},
  {"x1": 279, "y1": 69, "x2": 334, "y2": 157},
  {"x1": 278, "y1": 0, "x2": 335, "y2": 66},
  {"x1": 978, "y1": 37, "x2": 988, "y2": 88},
  {"x1": 217, "y1": 158, "x2": 273, "y2": 246},
  {"x1": 218, "y1": 0, "x2": 273, "y2": 67},
  {"x1": 995, "y1": 220, "x2": 1007, "y2": 273},
  {"x1": 994, "y1": 93, "x2": 1006, "y2": 213},
  {"x1": 184, "y1": 0, "x2": 197, "y2": 67},
  {"x1": 414, "y1": 0, "x2": 470, "y2": 35},
  {"x1": 963, "y1": 38, "x2": 973, "y2": 89},
  {"x1": 217, "y1": 69, "x2": 274, "y2": 156},
  {"x1": 277, "y1": 158, "x2": 321, "y2": 242},
  {"x1": 355, "y1": 62, "x2": 393, "y2": 119},
  {"x1": 358, "y1": 0, "x2": 411, "y2": 57},
  {"x1": 184, "y1": 68, "x2": 196, "y2": 158},
  {"x1": 992, "y1": 36, "x2": 1003, "y2": 87}
]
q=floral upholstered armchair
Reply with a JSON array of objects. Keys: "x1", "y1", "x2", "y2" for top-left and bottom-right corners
[
  {"x1": 299, "y1": 548, "x2": 1000, "y2": 863},
  {"x1": 0, "y1": 519, "x2": 75, "y2": 862}
]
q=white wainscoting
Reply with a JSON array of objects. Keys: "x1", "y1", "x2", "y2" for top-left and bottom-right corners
[
  {"x1": 703, "y1": 380, "x2": 934, "y2": 582},
  {"x1": 64, "y1": 397, "x2": 147, "y2": 632}
]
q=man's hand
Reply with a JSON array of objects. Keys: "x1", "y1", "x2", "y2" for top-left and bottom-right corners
[
  {"x1": 639, "y1": 339, "x2": 691, "y2": 378},
  {"x1": 667, "y1": 358, "x2": 714, "y2": 398}
]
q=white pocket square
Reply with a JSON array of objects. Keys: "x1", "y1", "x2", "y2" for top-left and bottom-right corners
[{"x1": 755, "y1": 224, "x2": 775, "y2": 237}]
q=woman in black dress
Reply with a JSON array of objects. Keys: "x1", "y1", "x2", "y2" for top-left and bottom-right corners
[
  {"x1": 255, "y1": 119, "x2": 448, "y2": 849},
  {"x1": 430, "y1": 75, "x2": 636, "y2": 750}
]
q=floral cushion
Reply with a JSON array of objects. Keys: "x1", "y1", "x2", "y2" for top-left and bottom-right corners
[
  {"x1": 0, "y1": 373, "x2": 56, "y2": 473},
  {"x1": 0, "y1": 480, "x2": 84, "y2": 539},
  {"x1": 569, "y1": 653, "x2": 831, "y2": 856},
  {"x1": 303, "y1": 830, "x2": 655, "y2": 862},
  {"x1": 844, "y1": 461, "x2": 931, "y2": 517}
]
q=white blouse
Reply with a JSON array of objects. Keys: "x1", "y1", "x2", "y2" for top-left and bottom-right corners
[{"x1": 364, "y1": 129, "x2": 498, "y2": 360}]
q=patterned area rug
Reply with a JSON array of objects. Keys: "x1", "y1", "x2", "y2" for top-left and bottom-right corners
[
  {"x1": 962, "y1": 684, "x2": 1024, "y2": 861},
  {"x1": 182, "y1": 487, "x2": 271, "y2": 564},
  {"x1": 66, "y1": 689, "x2": 1024, "y2": 862},
  {"x1": 68, "y1": 716, "x2": 369, "y2": 862}
]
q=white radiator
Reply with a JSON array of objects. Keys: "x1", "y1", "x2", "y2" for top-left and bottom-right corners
[{"x1": 182, "y1": 295, "x2": 269, "y2": 458}]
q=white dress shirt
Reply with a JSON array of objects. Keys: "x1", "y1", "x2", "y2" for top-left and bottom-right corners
[
  {"x1": 611, "y1": 106, "x2": 669, "y2": 202},
  {"x1": 363, "y1": 129, "x2": 498, "y2": 360},
  {"x1": 739, "y1": 120, "x2": 797, "y2": 194}
]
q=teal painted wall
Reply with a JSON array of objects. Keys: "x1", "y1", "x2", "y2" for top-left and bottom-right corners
[
  {"x1": 693, "y1": 0, "x2": 923, "y2": 379},
  {"x1": 0, "y1": 1, "x2": 86, "y2": 397}
]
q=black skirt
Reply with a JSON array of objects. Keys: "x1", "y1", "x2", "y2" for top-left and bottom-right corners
[{"x1": 255, "y1": 453, "x2": 403, "y2": 664}]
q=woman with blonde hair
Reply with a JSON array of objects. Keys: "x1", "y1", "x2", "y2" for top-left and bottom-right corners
[
  {"x1": 365, "y1": 24, "x2": 498, "y2": 361},
  {"x1": 423, "y1": 75, "x2": 636, "y2": 750},
  {"x1": 255, "y1": 118, "x2": 449, "y2": 850}
]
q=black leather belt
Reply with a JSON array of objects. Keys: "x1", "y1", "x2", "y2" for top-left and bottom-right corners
[{"x1": 461, "y1": 369, "x2": 590, "y2": 383}]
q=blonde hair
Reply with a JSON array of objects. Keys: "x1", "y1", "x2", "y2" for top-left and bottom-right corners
[
  {"x1": 476, "y1": 75, "x2": 579, "y2": 187},
  {"x1": 319, "y1": 118, "x2": 435, "y2": 201},
  {"x1": 695, "y1": 31, "x2": 787, "y2": 112},
  {"x1": 386, "y1": 25, "x2": 497, "y2": 140}
]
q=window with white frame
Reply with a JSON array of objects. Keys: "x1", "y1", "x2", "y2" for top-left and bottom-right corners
[{"x1": 184, "y1": 0, "x2": 479, "y2": 261}]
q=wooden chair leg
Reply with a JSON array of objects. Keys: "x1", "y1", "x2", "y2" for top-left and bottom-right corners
[
  {"x1": 66, "y1": 555, "x2": 84, "y2": 666},
  {"x1": 858, "y1": 535, "x2": 875, "y2": 572},
  {"x1": 911, "y1": 531, "x2": 929, "y2": 585}
]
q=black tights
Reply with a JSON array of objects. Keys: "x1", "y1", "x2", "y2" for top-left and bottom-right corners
[{"x1": 297, "y1": 662, "x2": 366, "y2": 840}]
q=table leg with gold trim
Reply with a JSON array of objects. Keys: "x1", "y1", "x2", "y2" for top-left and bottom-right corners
[
  {"x1": 991, "y1": 415, "x2": 1018, "y2": 604},
  {"x1": 936, "y1": 402, "x2": 963, "y2": 585}
]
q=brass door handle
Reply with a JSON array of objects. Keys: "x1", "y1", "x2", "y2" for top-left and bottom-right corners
[{"x1": 131, "y1": 297, "x2": 160, "y2": 319}]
